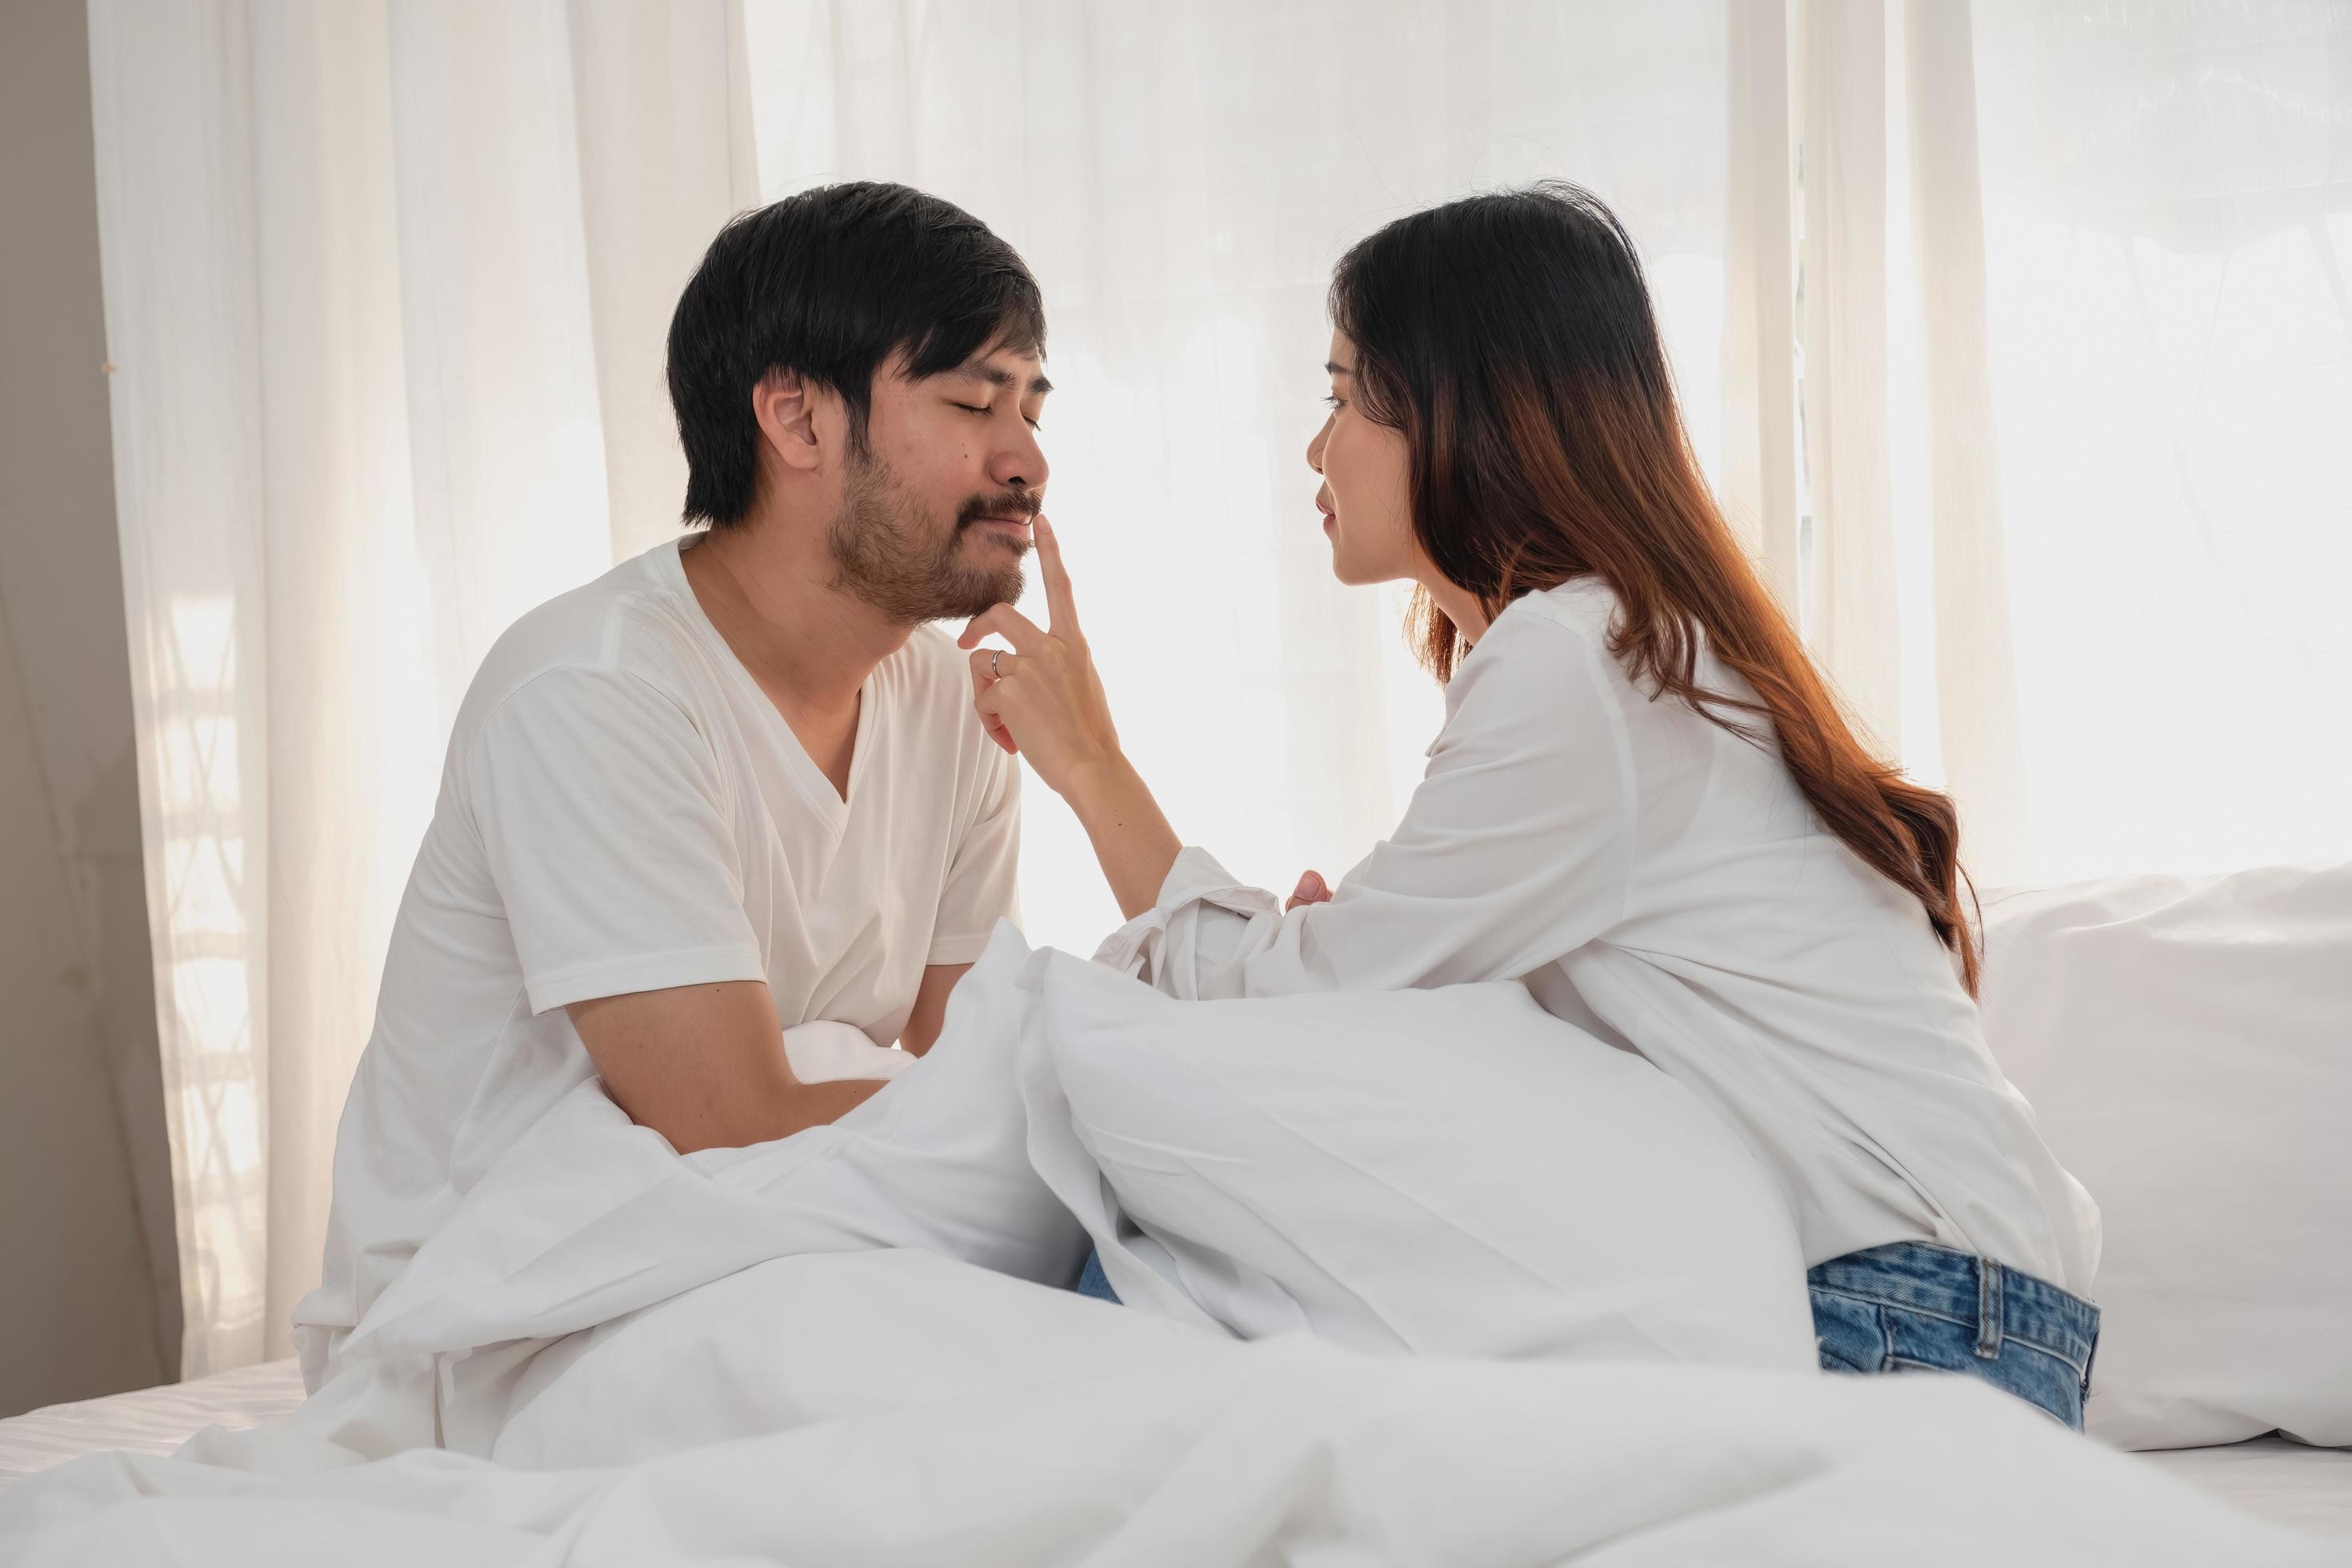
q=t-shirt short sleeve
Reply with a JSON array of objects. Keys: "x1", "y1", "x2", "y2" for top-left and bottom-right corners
[
  {"x1": 925, "y1": 746, "x2": 1021, "y2": 965},
  {"x1": 466, "y1": 664, "x2": 766, "y2": 1013}
]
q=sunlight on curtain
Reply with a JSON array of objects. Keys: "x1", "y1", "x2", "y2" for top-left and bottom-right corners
[
  {"x1": 88, "y1": 0, "x2": 705, "y2": 1370},
  {"x1": 86, "y1": 0, "x2": 274, "y2": 1376},
  {"x1": 1969, "y1": 1, "x2": 2352, "y2": 881},
  {"x1": 154, "y1": 594, "x2": 267, "y2": 1371}
]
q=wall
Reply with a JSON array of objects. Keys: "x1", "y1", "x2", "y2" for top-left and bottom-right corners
[{"x1": 0, "y1": 0, "x2": 179, "y2": 1415}]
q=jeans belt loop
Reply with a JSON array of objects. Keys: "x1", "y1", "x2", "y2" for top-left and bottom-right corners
[{"x1": 1975, "y1": 1257, "x2": 2005, "y2": 1360}]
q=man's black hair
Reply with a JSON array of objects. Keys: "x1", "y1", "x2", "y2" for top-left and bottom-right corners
[{"x1": 665, "y1": 182, "x2": 1046, "y2": 527}]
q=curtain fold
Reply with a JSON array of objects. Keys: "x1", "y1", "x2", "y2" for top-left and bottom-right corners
[
  {"x1": 1798, "y1": 0, "x2": 1903, "y2": 753},
  {"x1": 87, "y1": 0, "x2": 274, "y2": 1380},
  {"x1": 566, "y1": 0, "x2": 763, "y2": 565},
  {"x1": 1902, "y1": 0, "x2": 2028, "y2": 882},
  {"x1": 1720, "y1": 0, "x2": 1802, "y2": 610},
  {"x1": 247, "y1": 0, "x2": 431, "y2": 1366}
]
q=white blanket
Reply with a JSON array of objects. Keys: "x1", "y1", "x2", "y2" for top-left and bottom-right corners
[
  {"x1": 4, "y1": 1252, "x2": 2335, "y2": 1566},
  {"x1": 2, "y1": 930, "x2": 2336, "y2": 1564}
]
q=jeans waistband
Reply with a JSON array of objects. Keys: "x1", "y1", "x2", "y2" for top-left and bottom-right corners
[{"x1": 1806, "y1": 1241, "x2": 2100, "y2": 1376}]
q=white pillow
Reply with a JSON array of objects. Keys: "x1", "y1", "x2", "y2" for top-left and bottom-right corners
[
  {"x1": 1978, "y1": 862, "x2": 2352, "y2": 1450},
  {"x1": 1016, "y1": 951, "x2": 1815, "y2": 1371}
]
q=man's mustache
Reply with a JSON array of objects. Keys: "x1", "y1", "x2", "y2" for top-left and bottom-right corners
[{"x1": 956, "y1": 490, "x2": 1044, "y2": 528}]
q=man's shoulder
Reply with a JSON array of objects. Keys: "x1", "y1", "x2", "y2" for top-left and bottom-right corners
[{"x1": 456, "y1": 546, "x2": 706, "y2": 738}]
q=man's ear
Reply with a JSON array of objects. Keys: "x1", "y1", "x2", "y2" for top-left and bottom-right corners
[{"x1": 751, "y1": 369, "x2": 826, "y2": 474}]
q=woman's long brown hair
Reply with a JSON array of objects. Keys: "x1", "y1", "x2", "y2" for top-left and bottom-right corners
[{"x1": 1331, "y1": 183, "x2": 1980, "y2": 991}]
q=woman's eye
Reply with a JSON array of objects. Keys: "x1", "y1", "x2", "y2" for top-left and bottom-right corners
[
  {"x1": 1324, "y1": 394, "x2": 1345, "y2": 411},
  {"x1": 954, "y1": 402, "x2": 990, "y2": 415}
]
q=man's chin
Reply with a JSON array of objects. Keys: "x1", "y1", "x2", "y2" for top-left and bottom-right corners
[
  {"x1": 930, "y1": 565, "x2": 1026, "y2": 622},
  {"x1": 962, "y1": 526, "x2": 1032, "y2": 565}
]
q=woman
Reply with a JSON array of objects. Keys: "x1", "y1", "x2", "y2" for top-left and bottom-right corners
[{"x1": 960, "y1": 185, "x2": 2101, "y2": 1427}]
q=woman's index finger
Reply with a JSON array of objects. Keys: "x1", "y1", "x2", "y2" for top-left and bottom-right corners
[
  {"x1": 1036, "y1": 517, "x2": 1079, "y2": 633},
  {"x1": 962, "y1": 602, "x2": 1051, "y2": 655}
]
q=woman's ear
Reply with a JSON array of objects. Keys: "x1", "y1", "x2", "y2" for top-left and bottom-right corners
[{"x1": 751, "y1": 369, "x2": 823, "y2": 474}]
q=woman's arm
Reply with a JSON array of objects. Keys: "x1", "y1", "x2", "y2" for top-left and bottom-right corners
[
  {"x1": 958, "y1": 518, "x2": 1181, "y2": 918},
  {"x1": 1108, "y1": 609, "x2": 1639, "y2": 1001},
  {"x1": 960, "y1": 531, "x2": 1634, "y2": 993},
  {"x1": 1062, "y1": 755, "x2": 1184, "y2": 919}
]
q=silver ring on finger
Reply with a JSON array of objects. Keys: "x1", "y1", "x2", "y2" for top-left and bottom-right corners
[{"x1": 990, "y1": 649, "x2": 1002, "y2": 678}]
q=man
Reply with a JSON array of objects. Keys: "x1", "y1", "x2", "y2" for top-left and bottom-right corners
[{"x1": 294, "y1": 182, "x2": 1052, "y2": 1384}]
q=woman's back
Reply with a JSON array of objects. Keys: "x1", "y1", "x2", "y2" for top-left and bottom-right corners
[
  {"x1": 1514, "y1": 580, "x2": 2097, "y2": 1288},
  {"x1": 1110, "y1": 575, "x2": 2098, "y2": 1291}
]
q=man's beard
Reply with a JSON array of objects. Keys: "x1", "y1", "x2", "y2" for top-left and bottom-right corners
[{"x1": 826, "y1": 451, "x2": 1035, "y2": 625}]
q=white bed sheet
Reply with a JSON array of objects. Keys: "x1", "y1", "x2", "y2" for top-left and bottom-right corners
[
  {"x1": 4, "y1": 1356, "x2": 2345, "y2": 1543},
  {"x1": 2140, "y1": 1438, "x2": 2352, "y2": 1542},
  {"x1": 0, "y1": 1358, "x2": 304, "y2": 1487}
]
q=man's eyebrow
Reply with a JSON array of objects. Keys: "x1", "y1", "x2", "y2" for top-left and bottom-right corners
[{"x1": 949, "y1": 358, "x2": 1054, "y2": 397}]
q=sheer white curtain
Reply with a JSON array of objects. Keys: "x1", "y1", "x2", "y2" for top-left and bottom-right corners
[
  {"x1": 86, "y1": 0, "x2": 2346, "y2": 1375},
  {"x1": 1796, "y1": 0, "x2": 2035, "y2": 874},
  {"x1": 86, "y1": 0, "x2": 742, "y2": 1376},
  {"x1": 1960, "y1": 1, "x2": 2352, "y2": 882},
  {"x1": 1768, "y1": 0, "x2": 2350, "y2": 885}
]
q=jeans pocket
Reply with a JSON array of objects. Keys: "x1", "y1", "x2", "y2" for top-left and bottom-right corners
[
  {"x1": 1807, "y1": 1288, "x2": 1887, "y2": 1374},
  {"x1": 1879, "y1": 1302, "x2": 2085, "y2": 1429},
  {"x1": 1977, "y1": 1340, "x2": 2086, "y2": 1430}
]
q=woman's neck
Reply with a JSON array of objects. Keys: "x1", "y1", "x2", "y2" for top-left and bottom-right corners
[{"x1": 1418, "y1": 567, "x2": 1491, "y2": 646}]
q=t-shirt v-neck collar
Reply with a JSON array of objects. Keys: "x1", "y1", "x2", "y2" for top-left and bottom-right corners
[{"x1": 661, "y1": 537, "x2": 877, "y2": 830}]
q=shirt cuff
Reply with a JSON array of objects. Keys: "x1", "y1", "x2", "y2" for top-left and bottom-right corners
[
  {"x1": 1090, "y1": 846, "x2": 1281, "y2": 980},
  {"x1": 923, "y1": 929, "x2": 999, "y2": 966},
  {"x1": 524, "y1": 942, "x2": 767, "y2": 1014}
]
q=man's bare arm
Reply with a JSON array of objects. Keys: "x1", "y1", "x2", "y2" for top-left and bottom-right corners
[
  {"x1": 568, "y1": 981, "x2": 882, "y2": 1154},
  {"x1": 898, "y1": 962, "x2": 970, "y2": 1056}
]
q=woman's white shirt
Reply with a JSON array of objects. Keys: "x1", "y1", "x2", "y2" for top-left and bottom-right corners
[{"x1": 1099, "y1": 578, "x2": 2099, "y2": 1290}]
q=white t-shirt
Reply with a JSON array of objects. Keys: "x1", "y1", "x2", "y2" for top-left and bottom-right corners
[
  {"x1": 294, "y1": 537, "x2": 1019, "y2": 1381},
  {"x1": 1101, "y1": 577, "x2": 2099, "y2": 1291}
]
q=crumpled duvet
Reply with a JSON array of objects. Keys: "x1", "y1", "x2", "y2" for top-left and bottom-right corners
[{"x1": 2, "y1": 928, "x2": 2336, "y2": 1566}]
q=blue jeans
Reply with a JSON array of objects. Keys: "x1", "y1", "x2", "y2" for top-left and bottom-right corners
[
  {"x1": 1080, "y1": 1240, "x2": 2098, "y2": 1428},
  {"x1": 1074, "y1": 1248, "x2": 1119, "y2": 1302},
  {"x1": 1810, "y1": 1241, "x2": 2099, "y2": 1430}
]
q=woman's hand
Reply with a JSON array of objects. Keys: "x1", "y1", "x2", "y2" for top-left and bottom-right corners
[
  {"x1": 960, "y1": 518, "x2": 1183, "y2": 919},
  {"x1": 1286, "y1": 870, "x2": 1331, "y2": 912},
  {"x1": 958, "y1": 518, "x2": 1123, "y2": 800}
]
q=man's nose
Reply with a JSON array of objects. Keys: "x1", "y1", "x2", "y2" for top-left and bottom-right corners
[{"x1": 990, "y1": 428, "x2": 1048, "y2": 492}]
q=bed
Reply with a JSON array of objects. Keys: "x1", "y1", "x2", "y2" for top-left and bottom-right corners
[
  {"x1": 3, "y1": 1356, "x2": 2346, "y2": 1541},
  {"x1": 0, "y1": 862, "x2": 2343, "y2": 1564},
  {"x1": 0, "y1": 1359, "x2": 306, "y2": 1486}
]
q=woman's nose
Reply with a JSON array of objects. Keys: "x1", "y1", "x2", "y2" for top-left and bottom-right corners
[{"x1": 1306, "y1": 416, "x2": 1330, "y2": 474}]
